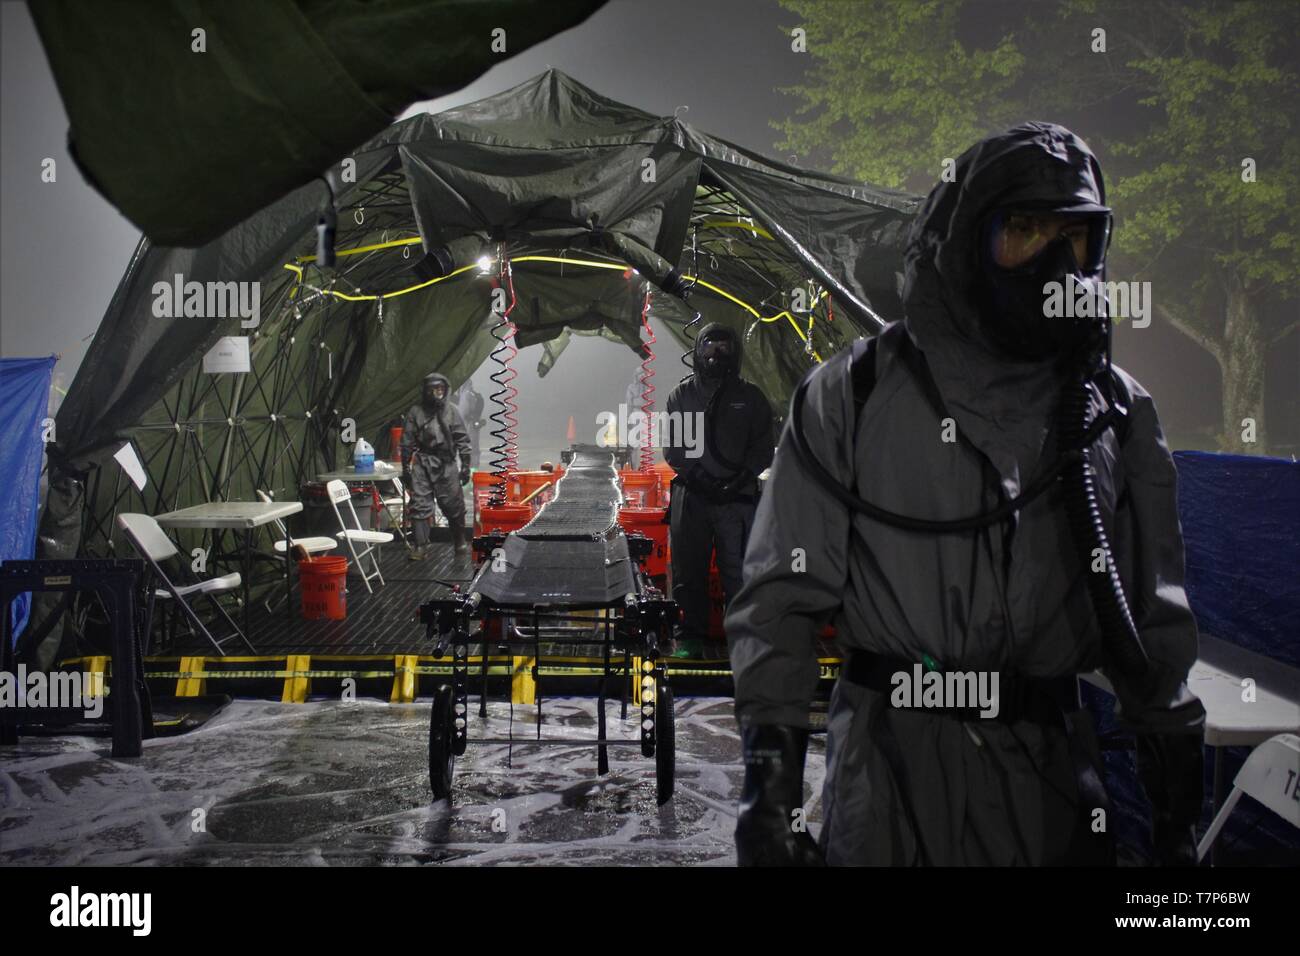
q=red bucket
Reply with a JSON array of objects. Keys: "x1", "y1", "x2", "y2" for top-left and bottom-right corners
[
  {"x1": 479, "y1": 503, "x2": 533, "y2": 535},
  {"x1": 619, "y1": 506, "x2": 669, "y2": 576},
  {"x1": 472, "y1": 471, "x2": 510, "y2": 534},
  {"x1": 299, "y1": 555, "x2": 348, "y2": 620}
]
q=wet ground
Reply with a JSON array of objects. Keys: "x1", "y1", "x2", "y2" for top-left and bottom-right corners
[{"x1": 0, "y1": 697, "x2": 826, "y2": 866}]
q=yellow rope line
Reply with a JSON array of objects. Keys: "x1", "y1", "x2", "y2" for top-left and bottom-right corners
[{"x1": 283, "y1": 253, "x2": 825, "y2": 360}]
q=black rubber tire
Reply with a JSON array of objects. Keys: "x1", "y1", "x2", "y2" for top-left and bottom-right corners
[
  {"x1": 429, "y1": 684, "x2": 456, "y2": 801},
  {"x1": 655, "y1": 684, "x2": 675, "y2": 805}
]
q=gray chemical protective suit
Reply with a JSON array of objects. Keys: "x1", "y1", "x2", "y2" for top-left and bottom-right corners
[
  {"x1": 401, "y1": 373, "x2": 470, "y2": 534},
  {"x1": 726, "y1": 124, "x2": 1205, "y2": 865},
  {"x1": 665, "y1": 324, "x2": 774, "y2": 644}
]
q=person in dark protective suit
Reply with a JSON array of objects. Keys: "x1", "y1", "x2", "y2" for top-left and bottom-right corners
[
  {"x1": 401, "y1": 372, "x2": 471, "y2": 559},
  {"x1": 726, "y1": 122, "x2": 1206, "y2": 866},
  {"x1": 664, "y1": 323, "x2": 774, "y2": 659}
]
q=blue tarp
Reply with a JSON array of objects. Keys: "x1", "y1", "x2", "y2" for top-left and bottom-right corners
[
  {"x1": 0, "y1": 356, "x2": 55, "y2": 646},
  {"x1": 1174, "y1": 450, "x2": 1300, "y2": 669}
]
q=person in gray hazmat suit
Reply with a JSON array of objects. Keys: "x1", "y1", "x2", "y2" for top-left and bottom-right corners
[
  {"x1": 663, "y1": 324, "x2": 774, "y2": 658},
  {"x1": 401, "y1": 372, "x2": 471, "y2": 559},
  {"x1": 726, "y1": 123, "x2": 1206, "y2": 866}
]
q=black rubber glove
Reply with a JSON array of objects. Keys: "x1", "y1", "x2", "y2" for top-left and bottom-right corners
[
  {"x1": 736, "y1": 723, "x2": 825, "y2": 866},
  {"x1": 1136, "y1": 732, "x2": 1205, "y2": 866},
  {"x1": 459, "y1": 461, "x2": 471, "y2": 485}
]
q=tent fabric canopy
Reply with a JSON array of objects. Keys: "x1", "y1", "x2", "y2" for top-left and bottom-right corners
[
  {"x1": 29, "y1": 69, "x2": 919, "y2": 665},
  {"x1": 29, "y1": 0, "x2": 609, "y2": 246}
]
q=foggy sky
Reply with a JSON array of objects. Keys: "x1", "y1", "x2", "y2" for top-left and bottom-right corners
[{"x1": 0, "y1": 0, "x2": 1271, "y2": 448}]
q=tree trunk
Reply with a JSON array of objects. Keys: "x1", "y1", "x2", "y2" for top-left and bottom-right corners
[{"x1": 1220, "y1": 280, "x2": 1267, "y2": 453}]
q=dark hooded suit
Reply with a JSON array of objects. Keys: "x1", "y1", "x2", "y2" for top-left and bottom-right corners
[
  {"x1": 664, "y1": 323, "x2": 774, "y2": 645},
  {"x1": 726, "y1": 124, "x2": 1205, "y2": 865}
]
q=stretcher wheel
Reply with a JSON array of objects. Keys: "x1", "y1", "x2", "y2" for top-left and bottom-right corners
[
  {"x1": 429, "y1": 683, "x2": 456, "y2": 801},
  {"x1": 655, "y1": 684, "x2": 675, "y2": 805}
]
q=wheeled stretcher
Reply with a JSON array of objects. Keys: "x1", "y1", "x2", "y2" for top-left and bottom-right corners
[{"x1": 417, "y1": 446, "x2": 679, "y2": 804}]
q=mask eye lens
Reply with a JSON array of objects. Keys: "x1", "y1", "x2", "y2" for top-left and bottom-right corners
[{"x1": 991, "y1": 212, "x2": 1108, "y2": 270}]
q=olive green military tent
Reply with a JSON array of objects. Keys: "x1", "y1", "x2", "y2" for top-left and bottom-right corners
[{"x1": 28, "y1": 69, "x2": 919, "y2": 665}]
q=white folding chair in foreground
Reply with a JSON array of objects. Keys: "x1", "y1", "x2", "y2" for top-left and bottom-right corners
[
  {"x1": 117, "y1": 512, "x2": 255, "y2": 655},
  {"x1": 1197, "y1": 733, "x2": 1300, "y2": 863},
  {"x1": 325, "y1": 479, "x2": 393, "y2": 593}
]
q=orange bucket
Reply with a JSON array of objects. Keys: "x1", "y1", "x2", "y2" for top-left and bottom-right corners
[
  {"x1": 388, "y1": 425, "x2": 403, "y2": 460},
  {"x1": 619, "y1": 506, "x2": 669, "y2": 576},
  {"x1": 479, "y1": 503, "x2": 533, "y2": 535},
  {"x1": 512, "y1": 470, "x2": 558, "y2": 510},
  {"x1": 619, "y1": 469, "x2": 659, "y2": 508},
  {"x1": 652, "y1": 461, "x2": 676, "y2": 506},
  {"x1": 299, "y1": 555, "x2": 348, "y2": 620}
]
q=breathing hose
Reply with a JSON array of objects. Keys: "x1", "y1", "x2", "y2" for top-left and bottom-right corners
[
  {"x1": 787, "y1": 349, "x2": 1150, "y2": 682},
  {"x1": 1057, "y1": 372, "x2": 1151, "y2": 682}
]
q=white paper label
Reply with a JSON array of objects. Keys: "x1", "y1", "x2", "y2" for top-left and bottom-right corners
[
  {"x1": 202, "y1": 336, "x2": 251, "y2": 374},
  {"x1": 113, "y1": 442, "x2": 147, "y2": 491}
]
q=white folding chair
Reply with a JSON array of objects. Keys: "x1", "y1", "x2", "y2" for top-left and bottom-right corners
[
  {"x1": 377, "y1": 475, "x2": 413, "y2": 545},
  {"x1": 325, "y1": 479, "x2": 393, "y2": 593},
  {"x1": 1197, "y1": 733, "x2": 1300, "y2": 863},
  {"x1": 256, "y1": 491, "x2": 337, "y2": 555},
  {"x1": 117, "y1": 513, "x2": 255, "y2": 654},
  {"x1": 256, "y1": 490, "x2": 336, "y2": 613}
]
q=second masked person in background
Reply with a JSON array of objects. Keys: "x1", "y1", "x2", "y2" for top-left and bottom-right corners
[{"x1": 663, "y1": 324, "x2": 775, "y2": 659}]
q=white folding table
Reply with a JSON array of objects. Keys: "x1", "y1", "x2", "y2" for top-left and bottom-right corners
[
  {"x1": 155, "y1": 500, "x2": 304, "y2": 639},
  {"x1": 1082, "y1": 634, "x2": 1300, "y2": 862}
]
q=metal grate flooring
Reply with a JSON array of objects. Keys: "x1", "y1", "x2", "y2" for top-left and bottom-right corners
[{"x1": 166, "y1": 541, "x2": 470, "y2": 656}]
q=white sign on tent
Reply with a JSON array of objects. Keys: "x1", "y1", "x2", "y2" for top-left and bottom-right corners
[{"x1": 202, "y1": 336, "x2": 251, "y2": 374}]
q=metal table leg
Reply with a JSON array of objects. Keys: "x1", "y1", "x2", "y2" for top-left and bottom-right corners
[{"x1": 243, "y1": 528, "x2": 253, "y2": 641}]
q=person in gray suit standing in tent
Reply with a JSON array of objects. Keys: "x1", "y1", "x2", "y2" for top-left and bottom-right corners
[
  {"x1": 726, "y1": 123, "x2": 1205, "y2": 867},
  {"x1": 402, "y1": 372, "x2": 471, "y2": 559}
]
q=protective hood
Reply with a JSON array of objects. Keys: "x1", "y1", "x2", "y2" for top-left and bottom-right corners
[
  {"x1": 422, "y1": 372, "x2": 451, "y2": 409},
  {"x1": 693, "y1": 321, "x2": 743, "y2": 381},
  {"x1": 901, "y1": 122, "x2": 1109, "y2": 489}
]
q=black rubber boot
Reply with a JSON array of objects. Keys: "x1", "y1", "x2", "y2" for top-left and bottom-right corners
[
  {"x1": 409, "y1": 518, "x2": 431, "y2": 560},
  {"x1": 448, "y1": 515, "x2": 468, "y2": 557},
  {"x1": 735, "y1": 723, "x2": 825, "y2": 867}
]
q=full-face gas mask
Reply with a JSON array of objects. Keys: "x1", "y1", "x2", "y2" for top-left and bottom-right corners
[
  {"x1": 421, "y1": 373, "x2": 449, "y2": 409},
  {"x1": 696, "y1": 332, "x2": 738, "y2": 381},
  {"x1": 978, "y1": 205, "x2": 1113, "y2": 363}
]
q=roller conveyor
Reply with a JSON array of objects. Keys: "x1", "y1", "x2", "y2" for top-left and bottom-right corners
[{"x1": 471, "y1": 445, "x2": 635, "y2": 605}]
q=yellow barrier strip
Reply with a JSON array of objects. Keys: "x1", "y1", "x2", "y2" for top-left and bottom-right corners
[
  {"x1": 511, "y1": 656, "x2": 537, "y2": 705},
  {"x1": 176, "y1": 656, "x2": 207, "y2": 697},
  {"x1": 83, "y1": 656, "x2": 109, "y2": 698},
  {"x1": 390, "y1": 654, "x2": 419, "y2": 703},
  {"x1": 282, "y1": 654, "x2": 312, "y2": 703}
]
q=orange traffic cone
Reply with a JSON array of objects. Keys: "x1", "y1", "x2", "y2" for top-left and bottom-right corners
[{"x1": 566, "y1": 415, "x2": 576, "y2": 443}]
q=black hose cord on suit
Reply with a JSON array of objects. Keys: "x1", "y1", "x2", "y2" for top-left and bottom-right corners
[{"x1": 1057, "y1": 374, "x2": 1152, "y2": 686}]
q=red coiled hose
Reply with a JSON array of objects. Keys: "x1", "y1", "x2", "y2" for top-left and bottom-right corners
[
  {"x1": 487, "y1": 256, "x2": 520, "y2": 502},
  {"x1": 638, "y1": 290, "x2": 656, "y2": 472}
]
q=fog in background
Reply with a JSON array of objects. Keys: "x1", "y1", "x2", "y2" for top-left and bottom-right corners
[{"x1": 1, "y1": 0, "x2": 1283, "y2": 452}]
